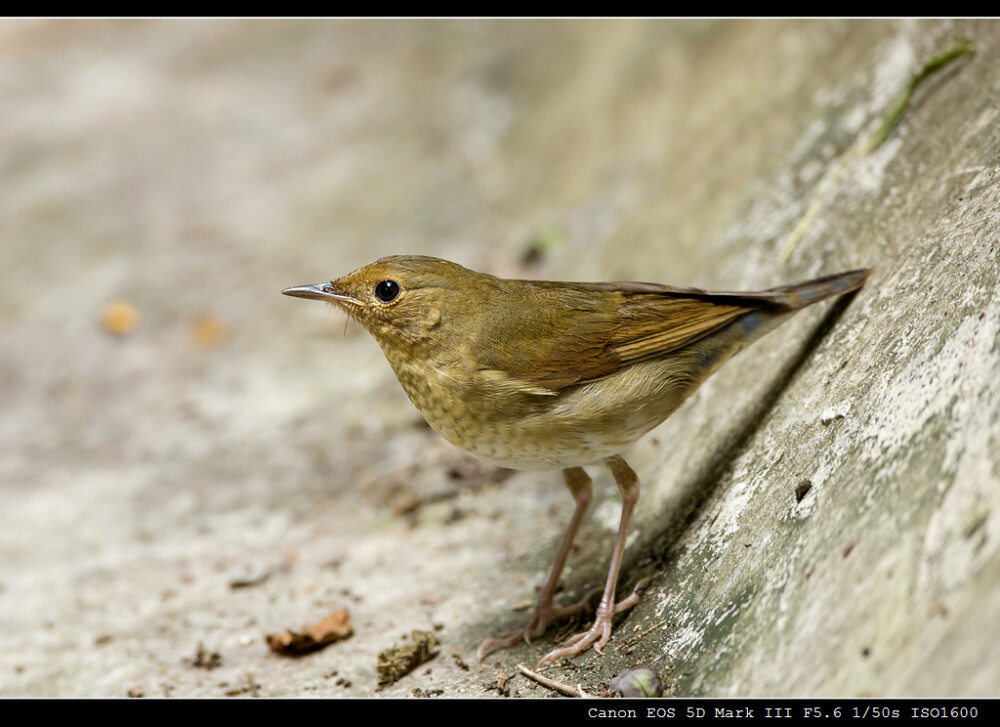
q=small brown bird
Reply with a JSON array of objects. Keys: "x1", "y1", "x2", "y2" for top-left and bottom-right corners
[{"x1": 283, "y1": 256, "x2": 868, "y2": 664}]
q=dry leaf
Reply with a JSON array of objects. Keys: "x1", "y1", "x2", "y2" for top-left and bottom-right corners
[
  {"x1": 100, "y1": 300, "x2": 140, "y2": 335},
  {"x1": 266, "y1": 608, "x2": 354, "y2": 656}
]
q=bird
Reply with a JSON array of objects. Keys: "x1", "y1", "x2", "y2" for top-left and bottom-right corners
[{"x1": 282, "y1": 255, "x2": 868, "y2": 664}]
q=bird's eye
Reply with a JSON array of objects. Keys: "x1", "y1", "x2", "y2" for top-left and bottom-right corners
[{"x1": 374, "y1": 279, "x2": 401, "y2": 303}]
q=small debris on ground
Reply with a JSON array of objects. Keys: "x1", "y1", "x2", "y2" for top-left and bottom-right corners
[
  {"x1": 191, "y1": 641, "x2": 223, "y2": 670},
  {"x1": 411, "y1": 687, "x2": 445, "y2": 697},
  {"x1": 610, "y1": 666, "x2": 663, "y2": 697},
  {"x1": 100, "y1": 300, "x2": 141, "y2": 336},
  {"x1": 223, "y1": 673, "x2": 261, "y2": 697},
  {"x1": 490, "y1": 666, "x2": 511, "y2": 697},
  {"x1": 191, "y1": 313, "x2": 227, "y2": 348},
  {"x1": 376, "y1": 630, "x2": 440, "y2": 686},
  {"x1": 266, "y1": 608, "x2": 354, "y2": 656},
  {"x1": 517, "y1": 663, "x2": 592, "y2": 698},
  {"x1": 229, "y1": 571, "x2": 270, "y2": 589}
]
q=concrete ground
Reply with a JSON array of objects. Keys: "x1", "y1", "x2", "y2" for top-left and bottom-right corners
[{"x1": 1, "y1": 19, "x2": 998, "y2": 698}]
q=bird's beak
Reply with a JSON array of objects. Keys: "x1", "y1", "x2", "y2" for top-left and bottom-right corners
[{"x1": 281, "y1": 283, "x2": 362, "y2": 307}]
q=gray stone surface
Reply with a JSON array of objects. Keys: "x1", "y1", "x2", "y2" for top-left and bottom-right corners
[{"x1": 1, "y1": 19, "x2": 997, "y2": 698}]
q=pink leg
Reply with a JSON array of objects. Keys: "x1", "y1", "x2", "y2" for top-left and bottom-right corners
[
  {"x1": 477, "y1": 467, "x2": 598, "y2": 661},
  {"x1": 537, "y1": 455, "x2": 645, "y2": 664}
]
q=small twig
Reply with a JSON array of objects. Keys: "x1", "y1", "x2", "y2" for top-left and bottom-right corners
[
  {"x1": 517, "y1": 663, "x2": 592, "y2": 698},
  {"x1": 616, "y1": 618, "x2": 668, "y2": 652}
]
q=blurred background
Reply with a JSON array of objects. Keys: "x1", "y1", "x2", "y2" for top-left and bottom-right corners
[{"x1": 2, "y1": 19, "x2": 997, "y2": 698}]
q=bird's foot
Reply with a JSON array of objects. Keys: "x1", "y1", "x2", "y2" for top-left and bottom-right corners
[
  {"x1": 476, "y1": 585, "x2": 604, "y2": 661},
  {"x1": 536, "y1": 577, "x2": 651, "y2": 665}
]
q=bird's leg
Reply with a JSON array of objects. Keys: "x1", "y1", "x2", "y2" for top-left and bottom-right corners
[
  {"x1": 477, "y1": 467, "x2": 599, "y2": 660},
  {"x1": 537, "y1": 454, "x2": 645, "y2": 665}
]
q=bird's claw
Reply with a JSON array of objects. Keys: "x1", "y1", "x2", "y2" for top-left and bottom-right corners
[
  {"x1": 477, "y1": 585, "x2": 605, "y2": 661},
  {"x1": 536, "y1": 577, "x2": 652, "y2": 665}
]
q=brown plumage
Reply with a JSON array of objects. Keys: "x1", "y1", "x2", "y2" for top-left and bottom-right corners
[{"x1": 283, "y1": 256, "x2": 868, "y2": 663}]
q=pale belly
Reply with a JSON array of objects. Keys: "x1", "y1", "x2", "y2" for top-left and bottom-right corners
[{"x1": 394, "y1": 356, "x2": 702, "y2": 472}]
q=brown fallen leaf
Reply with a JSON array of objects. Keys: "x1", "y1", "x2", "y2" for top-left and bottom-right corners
[
  {"x1": 266, "y1": 608, "x2": 354, "y2": 656},
  {"x1": 376, "y1": 630, "x2": 440, "y2": 686},
  {"x1": 191, "y1": 313, "x2": 226, "y2": 348},
  {"x1": 100, "y1": 300, "x2": 141, "y2": 336}
]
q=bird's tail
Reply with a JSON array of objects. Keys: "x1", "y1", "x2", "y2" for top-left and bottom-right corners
[
  {"x1": 761, "y1": 268, "x2": 870, "y2": 310},
  {"x1": 691, "y1": 268, "x2": 869, "y2": 376}
]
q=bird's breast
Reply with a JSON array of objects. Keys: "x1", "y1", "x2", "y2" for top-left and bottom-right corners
[{"x1": 381, "y1": 349, "x2": 703, "y2": 472}]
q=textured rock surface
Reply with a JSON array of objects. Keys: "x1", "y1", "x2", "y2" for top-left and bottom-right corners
[{"x1": 1, "y1": 19, "x2": 996, "y2": 697}]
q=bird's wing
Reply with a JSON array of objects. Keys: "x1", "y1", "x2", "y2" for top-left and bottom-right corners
[
  {"x1": 476, "y1": 280, "x2": 767, "y2": 394},
  {"x1": 476, "y1": 270, "x2": 868, "y2": 396},
  {"x1": 608, "y1": 291, "x2": 754, "y2": 366}
]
